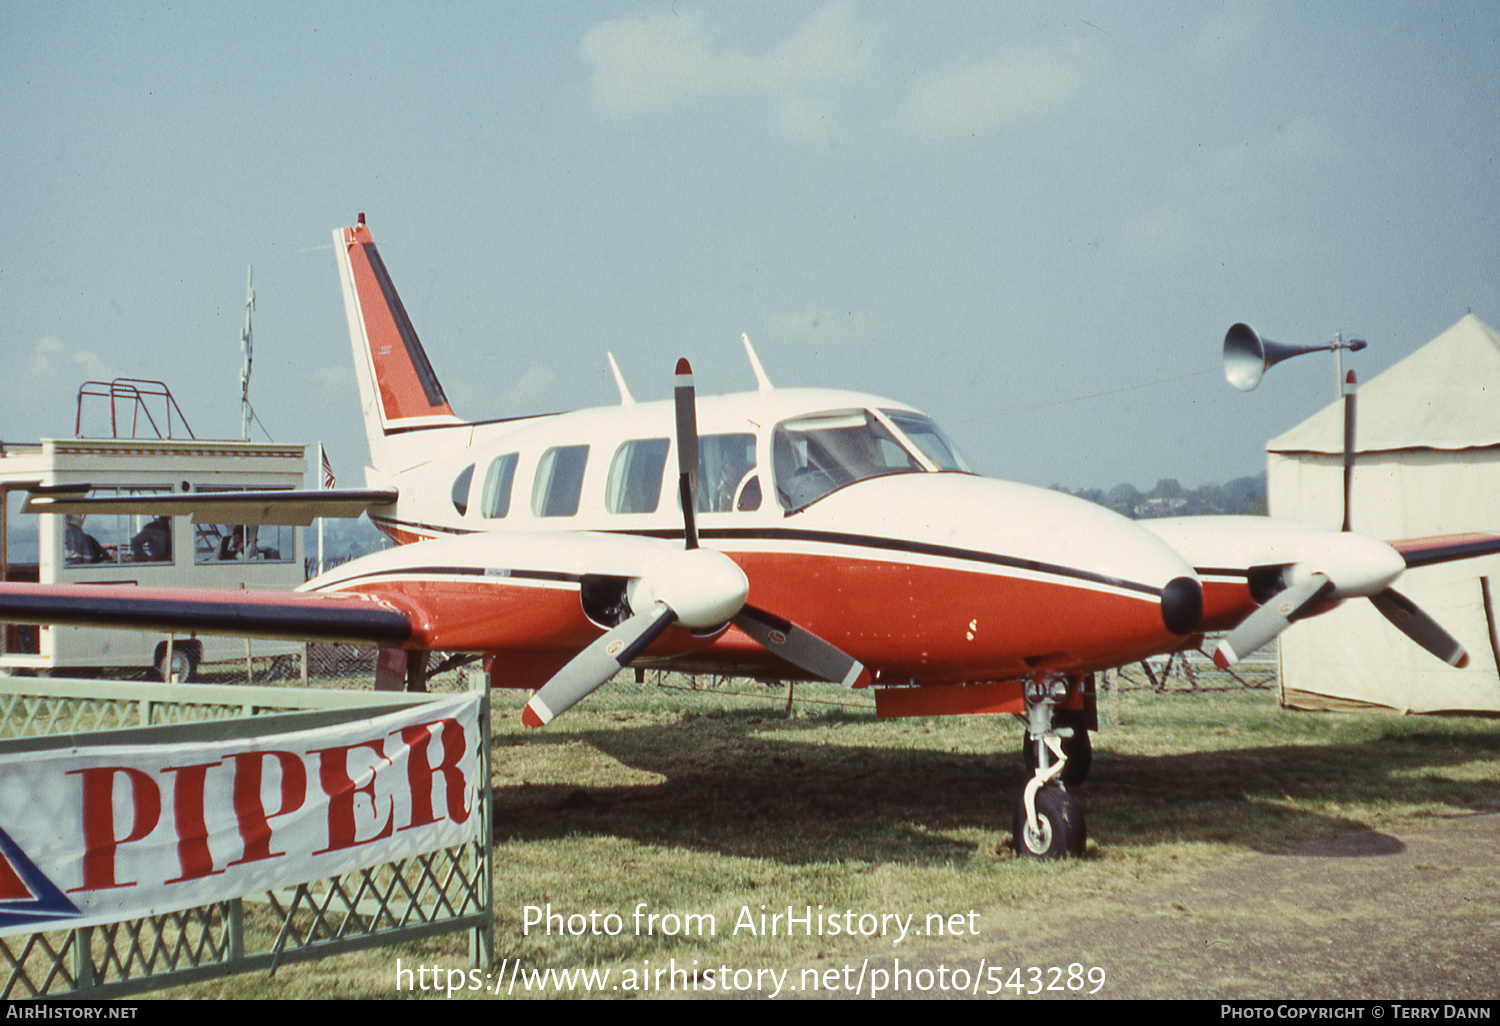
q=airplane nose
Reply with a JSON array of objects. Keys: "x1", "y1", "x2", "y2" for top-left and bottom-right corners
[{"x1": 1160, "y1": 576, "x2": 1204, "y2": 636}]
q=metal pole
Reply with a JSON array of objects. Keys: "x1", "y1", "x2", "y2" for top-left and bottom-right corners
[{"x1": 241, "y1": 266, "x2": 255, "y2": 442}]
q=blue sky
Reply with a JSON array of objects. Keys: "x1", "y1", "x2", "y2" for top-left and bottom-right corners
[{"x1": 4, "y1": 2, "x2": 1497, "y2": 490}]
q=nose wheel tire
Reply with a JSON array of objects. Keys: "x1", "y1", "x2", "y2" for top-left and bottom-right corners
[{"x1": 1012, "y1": 787, "x2": 1086, "y2": 859}]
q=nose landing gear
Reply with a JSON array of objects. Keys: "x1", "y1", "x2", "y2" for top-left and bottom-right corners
[{"x1": 1013, "y1": 676, "x2": 1087, "y2": 858}]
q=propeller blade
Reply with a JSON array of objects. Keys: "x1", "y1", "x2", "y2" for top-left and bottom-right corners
[
  {"x1": 522, "y1": 604, "x2": 677, "y2": 727},
  {"x1": 1215, "y1": 572, "x2": 1334, "y2": 668},
  {"x1": 1369, "y1": 587, "x2": 1470, "y2": 668},
  {"x1": 674, "y1": 357, "x2": 700, "y2": 551},
  {"x1": 733, "y1": 603, "x2": 868, "y2": 687}
]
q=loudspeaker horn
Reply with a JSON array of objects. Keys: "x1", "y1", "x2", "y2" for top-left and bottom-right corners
[
  {"x1": 1222, "y1": 323, "x2": 1366, "y2": 391},
  {"x1": 1223, "y1": 323, "x2": 1323, "y2": 391}
]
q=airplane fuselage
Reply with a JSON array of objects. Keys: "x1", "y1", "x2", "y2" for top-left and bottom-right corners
[{"x1": 306, "y1": 385, "x2": 1206, "y2": 689}]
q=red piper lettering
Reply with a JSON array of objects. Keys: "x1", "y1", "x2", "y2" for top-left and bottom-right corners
[
  {"x1": 311, "y1": 739, "x2": 394, "y2": 853},
  {"x1": 66, "y1": 766, "x2": 161, "y2": 892},
  {"x1": 227, "y1": 750, "x2": 307, "y2": 866},
  {"x1": 399, "y1": 718, "x2": 471, "y2": 830},
  {"x1": 162, "y1": 760, "x2": 224, "y2": 883}
]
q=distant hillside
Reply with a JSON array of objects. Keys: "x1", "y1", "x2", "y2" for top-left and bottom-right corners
[{"x1": 1051, "y1": 474, "x2": 1267, "y2": 519}]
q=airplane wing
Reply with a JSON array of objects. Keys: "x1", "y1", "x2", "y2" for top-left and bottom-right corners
[
  {"x1": 21, "y1": 486, "x2": 398, "y2": 525},
  {"x1": 0, "y1": 582, "x2": 417, "y2": 646},
  {"x1": 1144, "y1": 518, "x2": 1500, "y2": 669},
  {"x1": 1389, "y1": 532, "x2": 1500, "y2": 568}
]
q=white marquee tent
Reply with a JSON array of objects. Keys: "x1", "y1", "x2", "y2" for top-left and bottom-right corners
[{"x1": 1267, "y1": 313, "x2": 1500, "y2": 714}]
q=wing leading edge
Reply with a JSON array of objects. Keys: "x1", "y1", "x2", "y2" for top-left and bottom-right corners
[
  {"x1": 1389, "y1": 532, "x2": 1500, "y2": 568},
  {"x1": 0, "y1": 583, "x2": 415, "y2": 646}
]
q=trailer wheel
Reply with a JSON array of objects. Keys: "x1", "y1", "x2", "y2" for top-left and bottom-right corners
[{"x1": 154, "y1": 642, "x2": 199, "y2": 683}]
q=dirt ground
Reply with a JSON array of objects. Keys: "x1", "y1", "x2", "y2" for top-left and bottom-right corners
[{"x1": 851, "y1": 809, "x2": 1500, "y2": 1000}]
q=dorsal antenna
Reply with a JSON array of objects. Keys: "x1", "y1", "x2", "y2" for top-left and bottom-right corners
[
  {"x1": 742, "y1": 333, "x2": 773, "y2": 391},
  {"x1": 606, "y1": 352, "x2": 635, "y2": 405}
]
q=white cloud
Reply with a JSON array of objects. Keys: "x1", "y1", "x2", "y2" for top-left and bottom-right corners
[
  {"x1": 898, "y1": 37, "x2": 1108, "y2": 139},
  {"x1": 577, "y1": 2, "x2": 875, "y2": 126},
  {"x1": 28, "y1": 335, "x2": 119, "y2": 384},
  {"x1": 577, "y1": 8, "x2": 734, "y2": 118},
  {"x1": 2, "y1": 337, "x2": 123, "y2": 440},
  {"x1": 577, "y1": 7, "x2": 1113, "y2": 147}
]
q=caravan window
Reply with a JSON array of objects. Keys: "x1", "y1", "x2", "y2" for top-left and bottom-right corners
[
  {"x1": 189, "y1": 486, "x2": 295, "y2": 564},
  {"x1": 68, "y1": 488, "x2": 174, "y2": 566},
  {"x1": 194, "y1": 523, "x2": 293, "y2": 564}
]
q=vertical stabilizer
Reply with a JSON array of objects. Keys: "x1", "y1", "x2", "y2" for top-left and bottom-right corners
[{"x1": 334, "y1": 215, "x2": 461, "y2": 465}]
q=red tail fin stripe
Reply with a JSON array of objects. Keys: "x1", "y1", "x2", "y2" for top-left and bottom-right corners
[{"x1": 342, "y1": 224, "x2": 456, "y2": 428}]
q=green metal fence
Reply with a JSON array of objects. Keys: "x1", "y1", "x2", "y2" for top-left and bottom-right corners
[{"x1": 0, "y1": 675, "x2": 492, "y2": 999}]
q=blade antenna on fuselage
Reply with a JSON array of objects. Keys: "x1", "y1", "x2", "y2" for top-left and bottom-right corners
[
  {"x1": 742, "y1": 333, "x2": 774, "y2": 391},
  {"x1": 607, "y1": 352, "x2": 636, "y2": 406}
]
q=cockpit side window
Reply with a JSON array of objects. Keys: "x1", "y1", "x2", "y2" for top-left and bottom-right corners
[
  {"x1": 697, "y1": 433, "x2": 759, "y2": 512},
  {"x1": 772, "y1": 411, "x2": 922, "y2": 510},
  {"x1": 882, "y1": 410, "x2": 973, "y2": 472}
]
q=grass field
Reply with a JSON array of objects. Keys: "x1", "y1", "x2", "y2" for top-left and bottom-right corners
[{"x1": 163, "y1": 677, "x2": 1500, "y2": 999}]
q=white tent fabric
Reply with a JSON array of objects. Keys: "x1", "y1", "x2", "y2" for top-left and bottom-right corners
[{"x1": 1267, "y1": 314, "x2": 1500, "y2": 714}]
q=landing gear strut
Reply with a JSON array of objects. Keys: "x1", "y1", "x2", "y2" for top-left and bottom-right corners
[
  {"x1": 1022, "y1": 709, "x2": 1092, "y2": 786},
  {"x1": 1013, "y1": 676, "x2": 1087, "y2": 859}
]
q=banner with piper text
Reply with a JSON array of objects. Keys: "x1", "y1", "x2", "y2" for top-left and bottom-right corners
[{"x1": 0, "y1": 693, "x2": 481, "y2": 936}]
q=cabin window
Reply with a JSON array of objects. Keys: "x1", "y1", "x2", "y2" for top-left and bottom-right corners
[
  {"x1": 532, "y1": 445, "x2": 589, "y2": 517},
  {"x1": 606, "y1": 438, "x2": 669, "y2": 514},
  {"x1": 882, "y1": 410, "x2": 972, "y2": 472},
  {"x1": 772, "y1": 411, "x2": 922, "y2": 510},
  {"x1": 451, "y1": 464, "x2": 475, "y2": 516},
  {"x1": 697, "y1": 433, "x2": 760, "y2": 512},
  {"x1": 480, "y1": 453, "x2": 519, "y2": 518}
]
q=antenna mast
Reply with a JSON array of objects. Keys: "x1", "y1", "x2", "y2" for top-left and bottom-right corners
[{"x1": 240, "y1": 265, "x2": 255, "y2": 441}]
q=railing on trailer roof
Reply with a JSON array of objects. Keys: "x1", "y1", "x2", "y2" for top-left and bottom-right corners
[{"x1": 74, "y1": 378, "x2": 196, "y2": 440}]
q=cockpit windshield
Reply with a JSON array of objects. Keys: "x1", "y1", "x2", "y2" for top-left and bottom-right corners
[{"x1": 772, "y1": 408, "x2": 951, "y2": 511}]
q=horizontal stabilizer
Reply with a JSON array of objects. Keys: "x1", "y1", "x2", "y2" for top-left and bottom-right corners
[
  {"x1": 0, "y1": 583, "x2": 413, "y2": 646},
  {"x1": 22, "y1": 487, "x2": 398, "y2": 525}
]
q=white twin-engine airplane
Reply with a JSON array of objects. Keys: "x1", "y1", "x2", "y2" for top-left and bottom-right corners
[{"x1": 7, "y1": 214, "x2": 1500, "y2": 858}]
